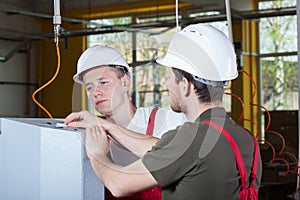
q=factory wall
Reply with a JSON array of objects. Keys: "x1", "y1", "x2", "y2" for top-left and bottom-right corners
[
  {"x1": 0, "y1": 2, "x2": 85, "y2": 118},
  {"x1": 0, "y1": 3, "x2": 39, "y2": 117}
]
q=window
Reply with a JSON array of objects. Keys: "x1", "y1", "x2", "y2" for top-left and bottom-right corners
[
  {"x1": 259, "y1": 0, "x2": 297, "y2": 111},
  {"x1": 261, "y1": 56, "x2": 298, "y2": 110},
  {"x1": 87, "y1": 16, "x2": 232, "y2": 112},
  {"x1": 88, "y1": 17, "x2": 174, "y2": 110}
]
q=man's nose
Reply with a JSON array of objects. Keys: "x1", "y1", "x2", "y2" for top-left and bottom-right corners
[{"x1": 94, "y1": 86, "x2": 103, "y2": 96}]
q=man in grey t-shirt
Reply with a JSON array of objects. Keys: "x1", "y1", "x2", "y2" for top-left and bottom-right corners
[{"x1": 65, "y1": 24, "x2": 262, "y2": 200}]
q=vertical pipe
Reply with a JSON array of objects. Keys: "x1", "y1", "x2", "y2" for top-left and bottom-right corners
[
  {"x1": 175, "y1": 0, "x2": 180, "y2": 32},
  {"x1": 54, "y1": 0, "x2": 60, "y2": 16},
  {"x1": 53, "y1": 0, "x2": 61, "y2": 45},
  {"x1": 225, "y1": 0, "x2": 233, "y2": 43},
  {"x1": 25, "y1": 44, "x2": 31, "y2": 116},
  {"x1": 153, "y1": 62, "x2": 160, "y2": 107},
  {"x1": 53, "y1": 0, "x2": 61, "y2": 25},
  {"x1": 296, "y1": 0, "x2": 300, "y2": 196},
  {"x1": 132, "y1": 16, "x2": 139, "y2": 107},
  {"x1": 257, "y1": 20, "x2": 263, "y2": 142}
]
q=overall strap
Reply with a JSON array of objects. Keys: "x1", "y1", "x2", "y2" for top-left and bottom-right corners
[
  {"x1": 146, "y1": 107, "x2": 159, "y2": 136},
  {"x1": 203, "y1": 120, "x2": 258, "y2": 190},
  {"x1": 249, "y1": 134, "x2": 259, "y2": 188}
]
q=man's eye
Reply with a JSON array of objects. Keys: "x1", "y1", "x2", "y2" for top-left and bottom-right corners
[
  {"x1": 86, "y1": 86, "x2": 92, "y2": 92},
  {"x1": 99, "y1": 81, "x2": 109, "y2": 85}
]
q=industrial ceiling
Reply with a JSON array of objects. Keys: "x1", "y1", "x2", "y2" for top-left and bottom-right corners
[
  {"x1": 0, "y1": 0, "x2": 252, "y2": 13},
  {"x1": 0, "y1": 0, "x2": 296, "y2": 43}
]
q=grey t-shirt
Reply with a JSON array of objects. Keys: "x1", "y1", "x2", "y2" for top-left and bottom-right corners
[
  {"x1": 142, "y1": 107, "x2": 262, "y2": 200},
  {"x1": 110, "y1": 107, "x2": 186, "y2": 166}
]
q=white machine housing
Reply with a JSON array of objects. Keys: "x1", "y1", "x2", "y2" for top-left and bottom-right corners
[{"x1": 0, "y1": 118, "x2": 104, "y2": 200}]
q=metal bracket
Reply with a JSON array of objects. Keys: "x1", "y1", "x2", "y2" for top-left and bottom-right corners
[{"x1": 0, "y1": 39, "x2": 32, "y2": 62}]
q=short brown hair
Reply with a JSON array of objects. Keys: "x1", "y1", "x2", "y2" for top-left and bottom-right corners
[{"x1": 172, "y1": 68, "x2": 224, "y2": 103}]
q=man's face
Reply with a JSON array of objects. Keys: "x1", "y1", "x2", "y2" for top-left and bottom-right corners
[
  {"x1": 166, "y1": 68, "x2": 182, "y2": 113},
  {"x1": 83, "y1": 66, "x2": 128, "y2": 116}
]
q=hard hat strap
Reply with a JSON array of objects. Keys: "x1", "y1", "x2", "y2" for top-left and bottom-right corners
[
  {"x1": 110, "y1": 65, "x2": 130, "y2": 77},
  {"x1": 192, "y1": 75, "x2": 228, "y2": 88}
]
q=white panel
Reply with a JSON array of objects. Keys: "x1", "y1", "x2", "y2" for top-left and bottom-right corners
[
  {"x1": 40, "y1": 124, "x2": 83, "y2": 200},
  {"x1": 0, "y1": 118, "x2": 104, "y2": 200},
  {"x1": 0, "y1": 118, "x2": 41, "y2": 199}
]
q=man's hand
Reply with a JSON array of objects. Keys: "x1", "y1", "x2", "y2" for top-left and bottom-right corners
[
  {"x1": 64, "y1": 110, "x2": 101, "y2": 128},
  {"x1": 64, "y1": 110, "x2": 158, "y2": 158},
  {"x1": 85, "y1": 125, "x2": 158, "y2": 198},
  {"x1": 85, "y1": 125, "x2": 111, "y2": 159}
]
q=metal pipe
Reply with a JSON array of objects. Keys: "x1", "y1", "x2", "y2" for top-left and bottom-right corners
[
  {"x1": 54, "y1": 0, "x2": 61, "y2": 18},
  {"x1": 53, "y1": 0, "x2": 61, "y2": 46},
  {"x1": 25, "y1": 44, "x2": 31, "y2": 115},
  {"x1": 0, "y1": 39, "x2": 32, "y2": 62},
  {"x1": 0, "y1": 6, "x2": 296, "y2": 26},
  {"x1": 175, "y1": 0, "x2": 180, "y2": 32},
  {"x1": 0, "y1": 81, "x2": 37, "y2": 86},
  {"x1": 0, "y1": 7, "x2": 296, "y2": 41},
  {"x1": 296, "y1": 0, "x2": 300, "y2": 196},
  {"x1": 0, "y1": 7, "x2": 149, "y2": 33},
  {"x1": 225, "y1": 0, "x2": 233, "y2": 43}
]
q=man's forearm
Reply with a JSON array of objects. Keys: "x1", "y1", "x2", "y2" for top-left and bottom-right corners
[
  {"x1": 103, "y1": 121, "x2": 159, "y2": 157},
  {"x1": 88, "y1": 155, "x2": 157, "y2": 197},
  {"x1": 88, "y1": 154, "x2": 131, "y2": 197}
]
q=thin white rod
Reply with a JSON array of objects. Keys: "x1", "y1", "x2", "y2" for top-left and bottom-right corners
[
  {"x1": 54, "y1": 0, "x2": 60, "y2": 16},
  {"x1": 176, "y1": 0, "x2": 180, "y2": 31},
  {"x1": 53, "y1": 0, "x2": 61, "y2": 25},
  {"x1": 225, "y1": 0, "x2": 233, "y2": 43}
]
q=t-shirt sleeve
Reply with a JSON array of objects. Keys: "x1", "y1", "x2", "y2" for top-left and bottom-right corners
[{"x1": 142, "y1": 123, "x2": 201, "y2": 187}]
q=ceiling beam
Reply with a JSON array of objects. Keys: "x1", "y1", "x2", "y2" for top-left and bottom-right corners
[
  {"x1": 0, "y1": 6, "x2": 296, "y2": 41},
  {"x1": 63, "y1": 0, "x2": 194, "y2": 19}
]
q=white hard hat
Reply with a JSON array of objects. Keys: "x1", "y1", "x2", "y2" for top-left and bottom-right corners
[
  {"x1": 73, "y1": 45, "x2": 130, "y2": 84},
  {"x1": 156, "y1": 24, "x2": 238, "y2": 82}
]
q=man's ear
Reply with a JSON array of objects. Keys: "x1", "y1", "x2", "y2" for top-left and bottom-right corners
[
  {"x1": 122, "y1": 75, "x2": 132, "y2": 91},
  {"x1": 180, "y1": 77, "x2": 191, "y2": 97}
]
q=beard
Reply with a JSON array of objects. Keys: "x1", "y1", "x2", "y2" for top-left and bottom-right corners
[
  {"x1": 168, "y1": 90, "x2": 183, "y2": 113},
  {"x1": 170, "y1": 96, "x2": 183, "y2": 113},
  {"x1": 171, "y1": 104, "x2": 181, "y2": 113}
]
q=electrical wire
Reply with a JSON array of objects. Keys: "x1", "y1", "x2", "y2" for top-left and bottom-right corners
[
  {"x1": 242, "y1": 69, "x2": 297, "y2": 172},
  {"x1": 31, "y1": 45, "x2": 61, "y2": 118},
  {"x1": 226, "y1": 69, "x2": 299, "y2": 198},
  {"x1": 225, "y1": 91, "x2": 245, "y2": 121}
]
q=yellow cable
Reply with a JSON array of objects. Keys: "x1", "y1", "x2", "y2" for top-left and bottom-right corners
[{"x1": 31, "y1": 45, "x2": 61, "y2": 118}]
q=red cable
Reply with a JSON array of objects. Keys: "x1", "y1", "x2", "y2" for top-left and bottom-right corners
[{"x1": 226, "y1": 69, "x2": 299, "y2": 198}]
